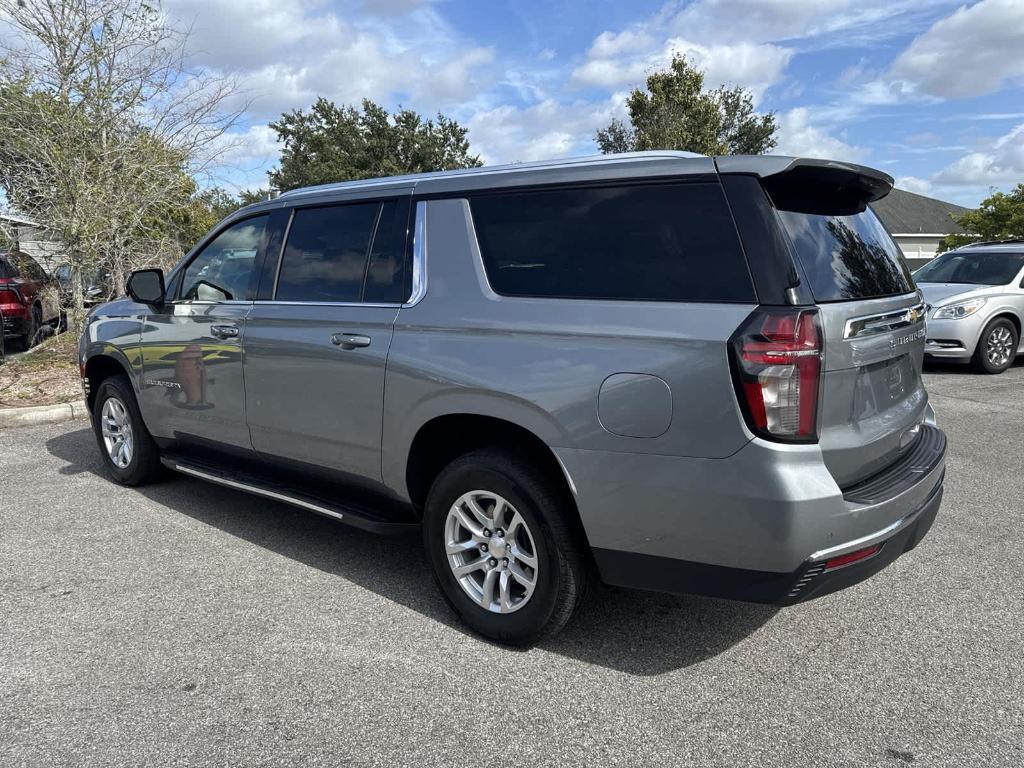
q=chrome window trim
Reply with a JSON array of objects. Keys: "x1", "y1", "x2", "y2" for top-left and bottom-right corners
[
  {"x1": 403, "y1": 200, "x2": 428, "y2": 307},
  {"x1": 170, "y1": 299, "x2": 254, "y2": 306},
  {"x1": 251, "y1": 300, "x2": 402, "y2": 308},
  {"x1": 843, "y1": 303, "x2": 926, "y2": 340}
]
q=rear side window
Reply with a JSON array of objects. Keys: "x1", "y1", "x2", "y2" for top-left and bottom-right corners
[
  {"x1": 363, "y1": 198, "x2": 410, "y2": 303},
  {"x1": 775, "y1": 206, "x2": 913, "y2": 302},
  {"x1": 0, "y1": 258, "x2": 13, "y2": 279},
  {"x1": 277, "y1": 203, "x2": 379, "y2": 303},
  {"x1": 275, "y1": 198, "x2": 410, "y2": 304},
  {"x1": 469, "y1": 183, "x2": 754, "y2": 303}
]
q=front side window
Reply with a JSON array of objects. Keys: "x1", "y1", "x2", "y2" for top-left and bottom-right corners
[
  {"x1": 180, "y1": 216, "x2": 268, "y2": 301},
  {"x1": 469, "y1": 183, "x2": 755, "y2": 303}
]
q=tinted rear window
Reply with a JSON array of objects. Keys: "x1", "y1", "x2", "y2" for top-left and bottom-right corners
[
  {"x1": 776, "y1": 207, "x2": 914, "y2": 302},
  {"x1": 276, "y1": 203, "x2": 379, "y2": 303},
  {"x1": 0, "y1": 258, "x2": 13, "y2": 279},
  {"x1": 469, "y1": 182, "x2": 754, "y2": 303}
]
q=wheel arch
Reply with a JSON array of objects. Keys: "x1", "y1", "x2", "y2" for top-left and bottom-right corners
[
  {"x1": 974, "y1": 309, "x2": 1021, "y2": 351},
  {"x1": 83, "y1": 351, "x2": 134, "y2": 411},
  {"x1": 990, "y1": 310, "x2": 1022, "y2": 339},
  {"x1": 401, "y1": 411, "x2": 588, "y2": 547}
]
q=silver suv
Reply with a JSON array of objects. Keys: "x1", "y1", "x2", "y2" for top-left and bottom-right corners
[
  {"x1": 80, "y1": 152, "x2": 947, "y2": 643},
  {"x1": 915, "y1": 241, "x2": 1024, "y2": 374}
]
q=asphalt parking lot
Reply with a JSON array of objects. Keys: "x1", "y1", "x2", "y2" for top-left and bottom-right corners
[{"x1": 1, "y1": 363, "x2": 1022, "y2": 767}]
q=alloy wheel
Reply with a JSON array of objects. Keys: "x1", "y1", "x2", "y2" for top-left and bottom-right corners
[
  {"x1": 443, "y1": 490, "x2": 539, "y2": 614},
  {"x1": 101, "y1": 396, "x2": 134, "y2": 469},
  {"x1": 986, "y1": 325, "x2": 1014, "y2": 368}
]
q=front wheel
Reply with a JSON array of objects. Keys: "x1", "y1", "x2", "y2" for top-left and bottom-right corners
[
  {"x1": 423, "y1": 449, "x2": 589, "y2": 645},
  {"x1": 973, "y1": 318, "x2": 1018, "y2": 374},
  {"x1": 91, "y1": 375, "x2": 163, "y2": 486}
]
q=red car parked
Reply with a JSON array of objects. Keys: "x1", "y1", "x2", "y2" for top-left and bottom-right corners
[{"x1": 0, "y1": 250, "x2": 60, "y2": 350}]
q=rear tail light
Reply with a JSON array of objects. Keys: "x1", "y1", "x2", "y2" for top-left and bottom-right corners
[
  {"x1": 0, "y1": 286, "x2": 22, "y2": 304},
  {"x1": 729, "y1": 308, "x2": 822, "y2": 443}
]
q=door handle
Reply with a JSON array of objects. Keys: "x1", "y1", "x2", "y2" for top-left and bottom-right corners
[
  {"x1": 210, "y1": 324, "x2": 239, "y2": 339},
  {"x1": 331, "y1": 332, "x2": 371, "y2": 349}
]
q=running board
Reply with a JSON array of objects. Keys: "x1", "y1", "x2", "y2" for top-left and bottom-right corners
[{"x1": 160, "y1": 457, "x2": 419, "y2": 536}]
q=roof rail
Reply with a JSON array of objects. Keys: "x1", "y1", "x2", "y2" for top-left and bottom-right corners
[{"x1": 958, "y1": 238, "x2": 1024, "y2": 248}]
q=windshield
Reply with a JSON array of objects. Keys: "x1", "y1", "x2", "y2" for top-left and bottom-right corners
[{"x1": 914, "y1": 250, "x2": 1024, "y2": 285}]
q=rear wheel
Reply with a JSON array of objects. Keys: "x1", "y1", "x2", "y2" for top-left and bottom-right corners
[
  {"x1": 15, "y1": 304, "x2": 41, "y2": 351},
  {"x1": 91, "y1": 375, "x2": 163, "y2": 486},
  {"x1": 973, "y1": 318, "x2": 1018, "y2": 374},
  {"x1": 423, "y1": 449, "x2": 589, "y2": 645}
]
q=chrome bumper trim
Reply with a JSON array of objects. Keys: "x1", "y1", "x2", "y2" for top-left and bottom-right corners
[{"x1": 808, "y1": 474, "x2": 943, "y2": 562}]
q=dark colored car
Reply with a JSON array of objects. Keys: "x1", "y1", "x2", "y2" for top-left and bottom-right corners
[
  {"x1": 53, "y1": 262, "x2": 114, "y2": 308},
  {"x1": 0, "y1": 250, "x2": 60, "y2": 350}
]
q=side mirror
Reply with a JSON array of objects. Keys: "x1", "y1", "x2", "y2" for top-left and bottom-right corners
[{"x1": 126, "y1": 269, "x2": 165, "y2": 305}]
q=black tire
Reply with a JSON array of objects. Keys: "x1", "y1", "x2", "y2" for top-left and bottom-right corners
[
  {"x1": 423, "y1": 448, "x2": 589, "y2": 645},
  {"x1": 91, "y1": 374, "x2": 163, "y2": 486},
  {"x1": 972, "y1": 317, "x2": 1018, "y2": 374},
  {"x1": 14, "y1": 304, "x2": 41, "y2": 351}
]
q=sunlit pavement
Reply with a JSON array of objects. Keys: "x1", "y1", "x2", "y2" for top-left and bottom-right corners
[{"x1": 1, "y1": 362, "x2": 1021, "y2": 766}]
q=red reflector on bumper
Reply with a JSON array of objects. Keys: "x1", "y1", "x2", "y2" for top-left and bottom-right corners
[{"x1": 824, "y1": 544, "x2": 882, "y2": 571}]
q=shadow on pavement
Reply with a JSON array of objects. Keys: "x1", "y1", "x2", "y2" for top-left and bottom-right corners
[{"x1": 47, "y1": 425, "x2": 777, "y2": 676}]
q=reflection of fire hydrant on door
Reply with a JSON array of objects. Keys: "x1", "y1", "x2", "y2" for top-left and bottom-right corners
[{"x1": 175, "y1": 344, "x2": 207, "y2": 406}]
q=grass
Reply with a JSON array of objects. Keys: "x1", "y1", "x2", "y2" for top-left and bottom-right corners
[{"x1": 0, "y1": 331, "x2": 82, "y2": 407}]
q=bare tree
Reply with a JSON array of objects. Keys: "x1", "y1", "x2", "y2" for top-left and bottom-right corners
[{"x1": 0, "y1": 0, "x2": 244, "y2": 331}]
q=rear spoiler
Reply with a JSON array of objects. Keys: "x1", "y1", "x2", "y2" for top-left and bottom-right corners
[{"x1": 716, "y1": 156, "x2": 894, "y2": 215}]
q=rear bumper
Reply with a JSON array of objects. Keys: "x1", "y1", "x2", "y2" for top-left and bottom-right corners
[
  {"x1": 558, "y1": 422, "x2": 947, "y2": 604},
  {"x1": 591, "y1": 473, "x2": 943, "y2": 604},
  {"x1": 2, "y1": 310, "x2": 28, "y2": 337}
]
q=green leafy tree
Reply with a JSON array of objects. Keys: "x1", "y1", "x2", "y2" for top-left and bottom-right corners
[
  {"x1": 168, "y1": 187, "x2": 269, "y2": 253},
  {"x1": 269, "y1": 98, "x2": 481, "y2": 191},
  {"x1": 596, "y1": 56, "x2": 777, "y2": 156},
  {"x1": 939, "y1": 184, "x2": 1024, "y2": 252}
]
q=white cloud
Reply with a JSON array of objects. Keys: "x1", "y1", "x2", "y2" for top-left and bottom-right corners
[
  {"x1": 888, "y1": 0, "x2": 1024, "y2": 99},
  {"x1": 774, "y1": 108, "x2": 868, "y2": 161},
  {"x1": 467, "y1": 96, "x2": 626, "y2": 164},
  {"x1": 587, "y1": 29, "x2": 655, "y2": 59},
  {"x1": 669, "y1": 0, "x2": 850, "y2": 43},
  {"x1": 895, "y1": 176, "x2": 933, "y2": 195},
  {"x1": 165, "y1": 0, "x2": 496, "y2": 121},
  {"x1": 934, "y1": 122, "x2": 1024, "y2": 185},
  {"x1": 667, "y1": 0, "x2": 952, "y2": 47},
  {"x1": 572, "y1": 37, "x2": 793, "y2": 103}
]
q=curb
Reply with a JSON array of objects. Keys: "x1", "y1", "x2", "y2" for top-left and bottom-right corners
[{"x1": 0, "y1": 400, "x2": 89, "y2": 428}]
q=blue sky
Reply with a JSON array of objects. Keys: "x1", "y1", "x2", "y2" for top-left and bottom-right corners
[{"x1": 166, "y1": 0, "x2": 1024, "y2": 207}]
